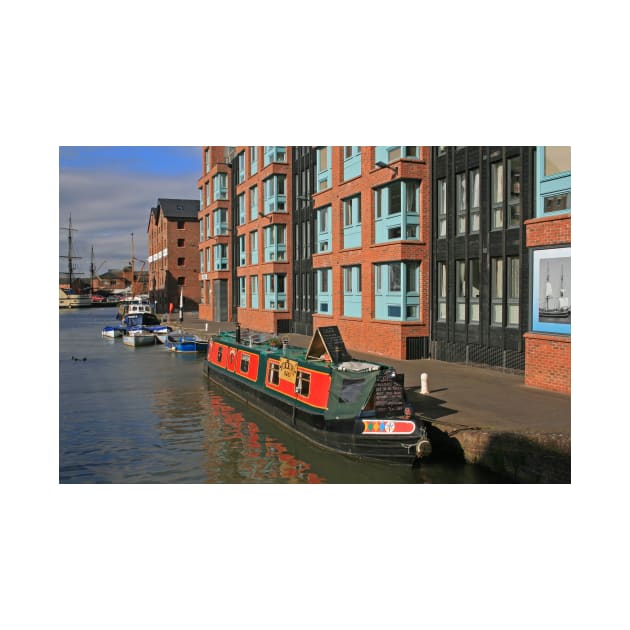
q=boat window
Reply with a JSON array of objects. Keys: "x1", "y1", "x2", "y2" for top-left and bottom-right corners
[
  {"x1": 295, "y1": 371, "x2": 311, "y2": 397},
  {"x1": 217, "y1": 346, "x2": 223, "y2": 362},
  {"x1": 240, "y1": 354, "x2": 250, "y2": 374},
  {"x1": 268, "y1": 362, "x2": 280, "y2": 385},
  {"x1": 338, "y1": 378, "x2": 367, "y2": 403}
]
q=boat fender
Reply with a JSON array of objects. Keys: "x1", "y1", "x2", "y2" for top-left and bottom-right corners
[{"x1": 415, "y1": 439, "x2": 432, "y2": 458}]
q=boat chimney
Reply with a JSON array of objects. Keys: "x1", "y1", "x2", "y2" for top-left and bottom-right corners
[
  {"x1": 282, "y1": 337, "x2": 288, "y2": 355},
  {"x1": 235, "y1": 323, "x2": 241, "y2": 343}
]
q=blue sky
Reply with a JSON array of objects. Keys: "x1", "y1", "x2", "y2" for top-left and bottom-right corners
[{"x1": 59, "y1": 146, "x2": 201, "y2": 277}]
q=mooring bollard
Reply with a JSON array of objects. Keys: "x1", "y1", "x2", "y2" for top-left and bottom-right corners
[
  {"x1": 420, "y1": 372, "x2": 430, "y2": 395},
  {"x1": 205, "y1": 323, "x2": 208, "y2": 331}
]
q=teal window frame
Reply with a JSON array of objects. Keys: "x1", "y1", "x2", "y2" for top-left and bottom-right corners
[
  {"x1": 250, "y1": 185, "x2": 258, "y2": 221},
  {"x1": 343, "y1": 265, "x2": 362, "y2": 318},
  {"x1": 374, "y1": 180, "x2": 419, "y2": 244},
  {"x1": 263, "y1": 146, "x2": 287, "y2": 166},
  {"x1": 343, "y1": 146, "x2": 361, "y2": 181},
  {"x1": 374, "y1": 261, "x2": 420, "y2": 321},
  {"x1": 213, "y1": 243, "x2": 228, "y2": 271},
  {"x1": 237, "y1": 193, "x2": 246, "y2": 225},
  {"x1": 316, "y1": 146, "x2": 331, "y2": 192},
  {"x1": 536, "y1": 146, "x2": 571, "y2": 217},
  {"x1": 238, "y1": 235, "x2": 246, "y2": 267},
  {"x1": 237, "y1": 151, "x2": 245, "y2": 184},
  {"x1": 250, "y1": 146, "x2": 258, "y2": 176},
  {"x1": 199, "y1": 250, "x2": 205, "y2": 274},
  {"x1": 250, "y1": 275, "x2": 259, "y2": 309},
  {"x1": 343, "y1": 195, "x2": 362, "y2": 249},
  {"x1": 250, "y1": 230, "x2": 258, "y2": 265},
  {"x1": 316, "y1": 205, "x2": 331, "y2": 252},
  {"x1": 213, "y1": 172, "x2": 228, "y2": 201},
  {"x1": 263, "y1": 224, "x2": 286, "y2": 262},
  {"x1": 238, "y1": 276, "x2": 246, "y2": 307},
  {"x1": 375, "y1": 146, "x2": 420, "y2": 164},
  {"x1": 316, "y1": 268, "x2": 332, "y2": 314},
  {"x1": 264, "y1": 273, "x2": 287, "y2": 311},
  {"x1": 213, "y1": 208, "x2": 228, "y2": 236},
  {"x1": 263, "y1": 174, "x2": 286, "y2": 214}
]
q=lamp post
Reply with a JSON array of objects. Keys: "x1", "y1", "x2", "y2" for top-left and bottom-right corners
[{"x1": 375, "y1": 160, "x2": 398, "y2": 176}]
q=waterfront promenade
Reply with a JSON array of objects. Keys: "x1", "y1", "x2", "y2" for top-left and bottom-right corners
[{"x1": 171, "y1": 312, "x2": 571, "y2": 483}]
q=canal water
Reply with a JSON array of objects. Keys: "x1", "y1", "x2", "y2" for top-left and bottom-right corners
[{"x1": 59, "y1": 307, "x2": 507, "y2": 483}]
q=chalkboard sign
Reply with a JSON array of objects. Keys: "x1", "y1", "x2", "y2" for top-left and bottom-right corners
[
  {"x1": 306, "y1": 326, "x2": 351, "y2": 363},
  {"x1": 374, "y1": 373, "x2": 405, "y2": 415}
]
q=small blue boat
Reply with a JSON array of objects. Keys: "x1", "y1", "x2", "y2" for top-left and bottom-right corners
[{"x1": 164, "y1": 334, "x2": 209, "y2": 354}]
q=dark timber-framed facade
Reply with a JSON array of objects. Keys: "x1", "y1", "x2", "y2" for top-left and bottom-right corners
[
  {"x1": 431, "y1": 146, "x2": 535, "y2": 372},
  {"x1": 291, "y1": 146, "x2": 317, "y2": 336}
]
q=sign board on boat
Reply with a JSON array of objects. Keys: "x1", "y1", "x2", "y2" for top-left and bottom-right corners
[
  {"x1": 306, "y1": 326, "x2": 351, "y2": 363},
  {"x1": 279, "y1": 358, "x2": 298, "y2": 384}
]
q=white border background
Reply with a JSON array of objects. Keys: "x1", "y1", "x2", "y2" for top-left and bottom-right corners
[{"x1": 3, "y1": 1, "x2": 629, "y2": 629}]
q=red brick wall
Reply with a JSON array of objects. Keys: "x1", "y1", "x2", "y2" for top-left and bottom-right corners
[
  {"x1": 525, "y1": 213, "x2": 571, "y2": 247},
  {"x1": 524, "y1": 332, "x2": 571, "y2": 394},
  {"x1": 311, "y1": 147, "x2": 431, "y2": 360}
]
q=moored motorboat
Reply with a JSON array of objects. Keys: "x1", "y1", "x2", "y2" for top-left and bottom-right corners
[
  {"x1": 101, "y1": 325, "x2": 125, "y2": 338},
  {"x1": 165, "y1": 333, "x2": 209, "y2": 353},
  {"x1": 122, "y1": 329, "x2": 156, "y2": 347},
  {"x1": 204, "y1": 325, "x2": 431, "y2": 465}
]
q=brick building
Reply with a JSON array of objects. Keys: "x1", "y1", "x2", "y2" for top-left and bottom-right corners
[
  {"x1": 147, "y1": 198, "x2": 201, "y2": 313},
  {"x1": 194, "y1": 145, "x2": 570, "y2": 393},
  {"x1": 197, "y1": 146, "x2": 431, "y2": 360}
]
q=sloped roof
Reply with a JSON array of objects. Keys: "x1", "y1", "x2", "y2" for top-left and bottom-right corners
[
  {"x1": 158, "y1": 198, "x2": 199, "y2": 219},
  {"x1": 148, "y1": 198, "x2": 200, "y2": 230}
]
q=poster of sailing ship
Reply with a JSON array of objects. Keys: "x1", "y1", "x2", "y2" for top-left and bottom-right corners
[{"x1": 532, "y1": 247, "x2": 571, "y2": 334}]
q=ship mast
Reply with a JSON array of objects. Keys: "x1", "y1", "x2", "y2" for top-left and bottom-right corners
[
  {"x1": 60, "y1": 215, "x2": 83, "y2": 290},
  {"x1": 131, "y1": 232, "x2": 135, "y2": 298}
]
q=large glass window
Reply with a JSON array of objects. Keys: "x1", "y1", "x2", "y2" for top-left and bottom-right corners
[
  {"x1": 456, "y1": 260, "x2": 466, "y2": 323},
  {"x1": 213, "y1": 243, "x2": 228, "y2": 271},
  {"x1": 263, "y1": 175, "x2": 286, "y2": 214},
  {"x1": 508, "y1": 157, "x2": 521, "y2": 228},
  {"x1": 213, "y1": 208, "x2": 228, "y2": 235},
  {"x1": 343, "y1": 195, "x2": 362, "y2": 249},
  {"x1": 250, "y1": 146, "x2": 258, "y2": 176},
  {"x1": 250, "y1": 275, "x2": 259, "y2": 309},
  {"x1": 237, "y1": 152, "x2": 245, "y2": 184},
  {"x1": 507, "y1": 256, "x2": 520, "y2": 327},
  {"x1": 343, "y1": 146, "x2": 361, "y2": 180},
  {"x1": 249, "y1": 230, "x2": 258, "y2": 265},
  {"x1": 237, "y1": 193, "x2": 246, "y2": 225},
  {"x1": 316, "y1": 205, "x2": 331, "y2": 252},
  {"x1": 491, "y1": 258, "x2": 504, "y2": 325},
  {"x1": 374, "y1": 261, "x2": 419, "y2": 321},
  {"x1": 456, "y1": 173, "x2": 467, "y2": 235},
  {"x1": 263, "y1": 146, "x2": 287, "y2": 166},
  {"x1": 316, "y1": 268, "x2": 332, "y2": 314},
  {"x1": 538, "y1": 146, "x2": 571, "y2": 216},
  {"x1": 469, "y1": 169, "x2": 480, "y2": 233},
  {"x1": 213, "y1": 173, "x2": 228, "y2": 201},
  {"x1": 374, "y1": 181, "x2": 420, "y2": 243},
  {"x1": 317, "y1": 147, "x2": 331, "y2": 191},
  {"x1": 437, "y1": 179, "x2": 447, "y2": 238},
  {"x1": 249, "y1": 185, "x2": 258, "y2": 221},
  {"x1": 263, "y1": 224, "x2": 286, "y2": 262},
  {"x1": 343, "y1": 265, "x2": 362, "y2": 317},
  {"x1": 438, "y1": 262, "x2": 447, "y2": 321},
  {"x1": 264, "y1": 273, "x2": 286, "y2": 310},
  {"x1": 491, "y1": 162, "x2": 504, "y2": 230},
  {"x1": 469, "y1": 260, "x2": 480, "y2": 324}
]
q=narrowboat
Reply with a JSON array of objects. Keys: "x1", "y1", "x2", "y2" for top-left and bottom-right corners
[{"x1": 204, "y1": 325, "x2": 431, "y2": 465}]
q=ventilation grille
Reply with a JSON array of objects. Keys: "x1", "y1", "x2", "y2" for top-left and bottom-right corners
[{"x1": 431, "y1": 341, "x2": 524, "y2": 374}]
